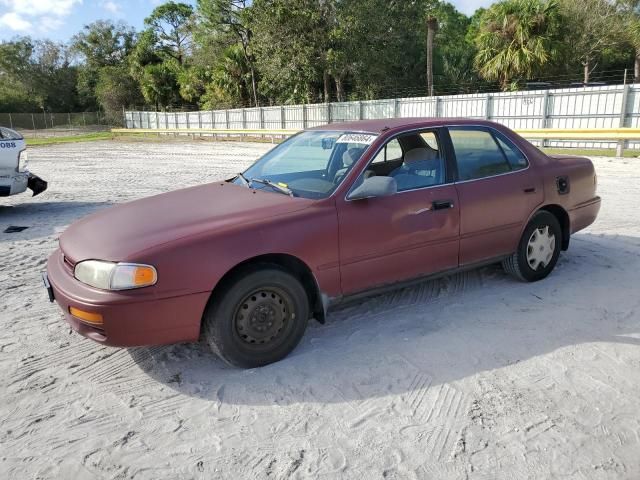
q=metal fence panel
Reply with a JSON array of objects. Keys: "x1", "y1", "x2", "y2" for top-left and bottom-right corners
[{"x1": 121, "y1": 84, "x2": 640, "y2": 149}]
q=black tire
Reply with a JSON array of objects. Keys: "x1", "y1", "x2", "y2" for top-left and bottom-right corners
[
  {"x1": 202, "y1": 265, "x2": 309, "y2": 368},
  {"x1": 502, "y1": 211, "x2": 562, "y2": 282}
]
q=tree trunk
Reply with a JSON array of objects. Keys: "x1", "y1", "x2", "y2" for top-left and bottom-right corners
[
  {"x1": 426, "y1": 16, "x2": 438, "y2": 97},
  {"x1": 250, "y1": 66, "x2": 258, "y2": 107},
  {"x1": 583, "y1": 59, "x2": 590, "y2": 85},
  {"x1": 323, "y1": 71, "x2": 330, "y2": 103},
  {"x1": 635, "y1": 49, "x2": 640, "y2": 84},
  {"x1": 335, "y1": 76, "x2": 345, "y2": 102}
]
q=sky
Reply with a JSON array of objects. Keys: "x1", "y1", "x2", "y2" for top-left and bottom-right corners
[{"x1": 0, "y1": 0, "x2": 495, "y2": 43}]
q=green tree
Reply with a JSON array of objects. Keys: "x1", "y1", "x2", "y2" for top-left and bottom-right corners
[
  {"x1": 559, "y1": 0, "x2": 623, "y2": 83},
  {"x1": 144, "y1": 1, "x2": 195, "y2": 66},
  {"x1": 249, "y1": 0, "x2": 330, "y2": 104},
  {"x1": 71, "y1": 20, "x2": 136, "y2": 109},
  {"x1": 197, "y1": 0, "x2": 259, "y2": 106},
  {"x1": 95, "y1": 66, "x2": 144, "y2": 122},
  {"x1": 616, "y1": 0, "x2": 640, "y2": 82},
  {"x1": 474, "y1": 0, "x2": 561, "y2": 90},
  {"x1": 0, "y1": 37, "x2": 80, "y2": 112}
]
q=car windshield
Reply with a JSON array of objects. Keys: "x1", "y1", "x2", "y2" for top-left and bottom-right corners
[{"x1": 233, "y1": 130, "x2": 378, "y2": 199}]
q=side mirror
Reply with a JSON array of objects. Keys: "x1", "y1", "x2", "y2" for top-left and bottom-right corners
[{"x1": 348, "y1": 176, "x2": 397, "y2": 201}]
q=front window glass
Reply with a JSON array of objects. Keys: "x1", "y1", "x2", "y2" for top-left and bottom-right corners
[
  {"x1": 372, "y1": 139, "x2": 403, "y2": 164},
  {"x1": 234, "y1": 131, "x2": 377, "y2": 199},
  {"x1": 351, "y1": 129, "x2": 446, "y2": 194}
]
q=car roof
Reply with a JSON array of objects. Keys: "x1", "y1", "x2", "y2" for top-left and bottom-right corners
[{"x1": 307, "y1": 117, "x2": 502, "y2": 134}]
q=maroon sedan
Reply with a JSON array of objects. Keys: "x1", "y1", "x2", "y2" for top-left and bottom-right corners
[{"x1": 44, "y1": 119, "x2": 600, "y2": 367}]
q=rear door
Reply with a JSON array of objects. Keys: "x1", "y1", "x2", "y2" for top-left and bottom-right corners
[{"x1": 447, "y1": 126, "x2": 543, "y2": 265}]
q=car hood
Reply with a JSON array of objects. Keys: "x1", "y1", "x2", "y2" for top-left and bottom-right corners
[{"x1": 59, "y1": 182, "x2": 314, "y2": 263}]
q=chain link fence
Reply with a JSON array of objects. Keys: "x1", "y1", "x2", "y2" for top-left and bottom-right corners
[{"x1": 0, "y1": 111, "x2": 121, "y2": 137}]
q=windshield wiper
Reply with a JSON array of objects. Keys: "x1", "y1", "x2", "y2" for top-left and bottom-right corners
[
  {"x1": 237, "y1": 172, "x2": 250, "y2": 187},
  {"x1": 250, "y1": 178, "x2": 294, "y2": 197}
]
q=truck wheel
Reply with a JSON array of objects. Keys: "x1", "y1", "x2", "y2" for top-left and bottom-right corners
[
  {"x1": 202, "y1": 266, "x2": 309, "y2": 368},
  {"x1": 502, "y1": 211, "x2": 562, "y2": 282}
]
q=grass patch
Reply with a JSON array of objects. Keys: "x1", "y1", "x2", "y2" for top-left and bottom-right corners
[
  {"x1": 542, "y1": 147, "x2": 639, "y2": 158},
  {"x1": 26, "y1": 131, "x2": 115, "y2": 146}
]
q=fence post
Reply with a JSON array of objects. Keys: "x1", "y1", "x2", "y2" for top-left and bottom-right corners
[
  {"x1": 68, "y1": 112, "x2": 72, "y2": 130},
  {"x1": 302, "y1": 104, "x2": 307, "y2": 129},
  {"x1": 394, "y1": 98, "x2": 400, "y2": 118},
  {"x1": 326, "y1": 103, "x2": 331, "y2": 124},
  {"x1": 225, "y1": 109, "x2": 230, "y2": 139},
  {"x1": 8, "y1": 113, "x2": 13, "y2": 129},
  {"x1": 540, "y1": 90, "x2": 551, "y2": 148},
  {"x1": 358, "y1": 101, "x2": 364, "y2": 120},
  {"x1": 31, "y1": 114, "x2": 36, "y2": 137},
  {"x1": 617, "y1": 84, "x2": 631, "y2": 157},
  {"x1": 485, "y1": 94, "x2": 492, "y2": 120},
  {"x1": 83, "y1": 112, "x2": 86, "y2": 128},
  {"x1": 211, "y1": 110, "x2": 216, "y2": 141},
  {"x1": 174, "y1": 112, "x2": 178, "y2": 137},
  {"x1": 434, "y1": 97, "x2": 441, "y2": 118},
  {"x1": 280, "y1": 106, "x2": 285, "y2": 130}
]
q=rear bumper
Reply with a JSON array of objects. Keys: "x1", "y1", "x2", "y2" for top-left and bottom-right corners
[
  {"x1": 569, "y1": 196, "x2": 601, "y2": 234},
  {"x1": 46, "y1": 248, "x2": 209, "y2": 347}
]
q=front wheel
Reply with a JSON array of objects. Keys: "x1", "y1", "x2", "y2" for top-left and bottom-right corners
[
  {"x1": 502, "y1": 211, "x2": 562, "y2": 282},
  {"x1": 202, "y1": 266, "x2": 309, "y2": 368}
]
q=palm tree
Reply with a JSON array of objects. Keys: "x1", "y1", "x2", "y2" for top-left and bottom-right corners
[
  {"x1": 474, "y1": 0, "x2": 560, "y2": 90},
  {"x1": 426, "y1": 15, "x2": 439, "y2": 96}
]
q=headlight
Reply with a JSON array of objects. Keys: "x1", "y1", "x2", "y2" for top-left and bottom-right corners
[
  {"x1": 17, "y1": 150, "x2": 28, "y2": 172},
  {"x1": 74, "y1": 260, "x2": 157, "y2": 290}
]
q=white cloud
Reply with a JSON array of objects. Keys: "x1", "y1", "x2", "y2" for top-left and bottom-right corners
[
  {"x1": 0, "y1": 0, "x2": 81, "y2": 34},
  {"x1": 101, "y1": 0, "x2": 122, "y2": 15},
  {"x1": 0, "y1": 12, "x2": 33, "y2": 32}
]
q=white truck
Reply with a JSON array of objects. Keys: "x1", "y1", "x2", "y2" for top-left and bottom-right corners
[{"x1": 0, "y1": 127, "x2": 47, "y2": 198}]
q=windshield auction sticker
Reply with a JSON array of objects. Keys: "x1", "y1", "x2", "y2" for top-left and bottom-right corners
[{"x1": 336, "y1": 134, "x2": 378, "y2": 145}]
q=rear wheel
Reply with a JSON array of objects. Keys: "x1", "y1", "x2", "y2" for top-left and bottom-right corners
[
  {"x1": 202, "y1": 266, "x2": 309, "y2": 368},
  {"x1": 503, "y1": 211, "x2": 562, "y2": 282}
]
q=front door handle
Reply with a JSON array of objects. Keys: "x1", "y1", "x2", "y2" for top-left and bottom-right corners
[
  {"x1": 523, "y1": 187, "x2": 537, "y2": 194},
  {"x1": 432, "y1": 200, "x2": 454, "y2": 210}
]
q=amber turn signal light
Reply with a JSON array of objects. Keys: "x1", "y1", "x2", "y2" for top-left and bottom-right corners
[{"x1": 69, "y1": 307, "x2": 104, "y2": 326}]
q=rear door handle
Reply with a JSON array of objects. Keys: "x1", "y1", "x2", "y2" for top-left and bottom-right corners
[
  {"x1": 432, "y1": 200, "x2": 454, "y2": 210},
  {"x1": 523, "y1": 187, "x2": 537, "y2": 194}
]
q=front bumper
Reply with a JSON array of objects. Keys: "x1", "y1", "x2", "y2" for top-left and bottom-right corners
[
  {"x1": 0, "y1": 172, "x2": 28, "y2": 197},
  {"x1": 45, "y1": 248, "x2": 209, "y2": 347}
]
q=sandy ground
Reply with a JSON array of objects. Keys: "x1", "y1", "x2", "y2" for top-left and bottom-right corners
[{"x1": 1, "y1": 140, "x2": 639, "y2": 480}]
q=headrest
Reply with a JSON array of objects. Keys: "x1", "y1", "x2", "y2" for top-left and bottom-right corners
[
  {"x1": 404, "y1": 147, "x2": 437, "y2": 163},
  {"x1": 342, "y1": 148, "x2": 364, "y2": 166}
]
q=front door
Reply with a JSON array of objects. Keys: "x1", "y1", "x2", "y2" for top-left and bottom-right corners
[{"x1": 336, "y1": 129, "x2": 460, "y2": 295}]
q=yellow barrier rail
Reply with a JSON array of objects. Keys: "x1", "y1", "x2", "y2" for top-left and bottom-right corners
[
  {"x1": 110, "y1": 128, "x2": 299, "y2": 136},
  {"x1": 515, "y1": 128, "x2": 640, "y2": 140},
  {"x1": 112, "y1": 127, "x2": 640, "y2": 154}
]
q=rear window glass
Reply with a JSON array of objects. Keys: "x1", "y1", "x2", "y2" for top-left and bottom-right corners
[{"x1": 449, "y1": 127, "x2": 511, "y2": 181}]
